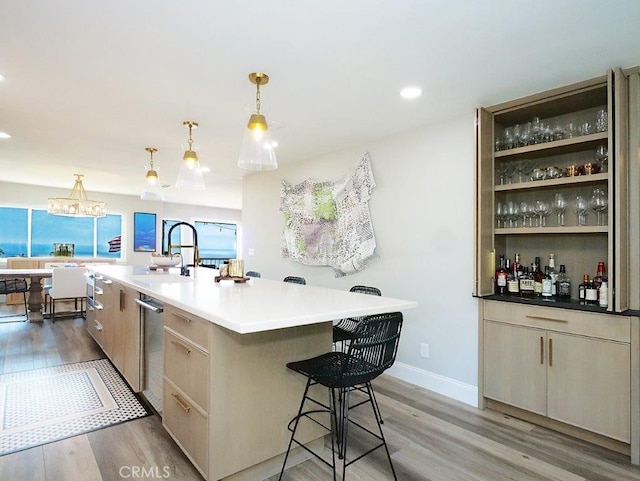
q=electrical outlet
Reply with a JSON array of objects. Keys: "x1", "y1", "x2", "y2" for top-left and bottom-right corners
[
  {"x1": 420, "y1": 343, "x2": 430, "y2": 358},
  {"x1": 248, "y1": 248, "x2": 255, "y2": 256}
]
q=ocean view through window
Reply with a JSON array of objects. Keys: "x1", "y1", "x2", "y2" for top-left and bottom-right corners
[
  {"x1": 0, "y1": 207, "x2": 122, "y2": 258},
  {"x1": 194, "y1": 221, "x2": 237, "y2": 263}
]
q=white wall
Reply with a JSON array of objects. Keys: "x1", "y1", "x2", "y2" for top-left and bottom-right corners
[
  {"x1": 241, "y1": 112, "x2": 480, "y2": 405},
  {"x1": 0, "y1": 181, "x2": 241, "y2": 266}
]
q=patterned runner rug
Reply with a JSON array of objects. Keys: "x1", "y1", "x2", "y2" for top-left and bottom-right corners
[{"x1": 0, "y1": 358, "x2": 151, "y2": 455}]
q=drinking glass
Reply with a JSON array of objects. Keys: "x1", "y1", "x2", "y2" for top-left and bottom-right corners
[
  {"x1": 590, "y1": 189, "x2": 608, "y2": 226},
  {"x1": 595, "y1": 145, "x2": 608, "y2": 172},
  {"x1": 576, "y1": 196, "x2": 589, "y2": 226},
  {"x1": 553, "y1": 193, "x2": 567, "y2": 226},
  {"x1": 595, "y1": 109, "x2": 608, "y2": 132},
  {"x1": 534, "y1": 200, "x2": 550, "y2": 227},
  {"x1": 520, "y1": 201, "x2": 535, "y2": 227},
  {"x1": 506, "y1": 201, "x2": 520, "y2": 228},
  {"x1": 496, "y1": 202, "x2": 505, "y2": 228}
]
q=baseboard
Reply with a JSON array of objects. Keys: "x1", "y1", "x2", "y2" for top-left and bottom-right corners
[{"x1": 385, "y1": 362, "x2": 478, "y2": 407}]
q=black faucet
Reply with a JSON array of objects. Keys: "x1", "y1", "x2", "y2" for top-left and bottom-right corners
[{"x1": 166, "y1": 222, "x2": 199, "y2": 276}]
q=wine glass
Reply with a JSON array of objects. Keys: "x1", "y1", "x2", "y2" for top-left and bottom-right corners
[
  {"x1": 595, "y1": 145, "x2": 608, "y2": 172},
  {"x1": 520, "y1": 201, "x2": 534, "y2": 227},
  {"x1": 496, "y1": 202, "x2": 505, "y2": 228},
  {"x1": 534, "y1": 200, "x2": 550, "y2": 227},
  {"x1": 590, "y1": 189, "x2": 608, "y2": 226},
  {"x1": 576, "y1": 196, "x2": 589, "y2": 226},
  {"x1": 506, "y1": 201, "x2": 520, "y2": 228},
  {"x1": 553, "y1": 193, "x2": 567, "y2": 226}
]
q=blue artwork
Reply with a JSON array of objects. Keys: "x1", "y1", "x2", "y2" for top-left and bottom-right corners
[{"x1": 134, "y1": 212, "x2": 156, "y2": 252}]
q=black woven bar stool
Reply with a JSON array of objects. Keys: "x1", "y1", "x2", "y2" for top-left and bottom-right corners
[
  {"x1": 278, "y1": 311, "x2": 403, "y2": 480},
  {"x1": 333, "y1": 285, "x2": 382, "y2": 351},
  {"x1": 283, "y1": 276, "x2": 306, "y2": 284}
]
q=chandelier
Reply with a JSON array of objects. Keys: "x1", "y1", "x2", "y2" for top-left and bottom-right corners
[{"x1": 47, "y1": 174, "x2": 107, "y2": 217}]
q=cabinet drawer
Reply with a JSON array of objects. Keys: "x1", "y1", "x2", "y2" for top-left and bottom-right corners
[
  {"x1": 164, "y1": 330, "x2": 209, "y2": 411},
  {"x1": 164, "y1": 305, "x2": 210, "y2": 352},
  {"x1": 483, "y1": 300, "x2": 630, "y2": 342},
  {"x1": 163, "y1": 381, "x2": 208, "y2": 476}
]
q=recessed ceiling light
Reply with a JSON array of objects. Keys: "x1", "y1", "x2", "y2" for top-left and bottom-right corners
[
  {"x1": 400, "y1": 86, "x2": 422, "y2": 99},
  {"x1": 0, "y1": 132, "x2": 11, "y2": 139}
]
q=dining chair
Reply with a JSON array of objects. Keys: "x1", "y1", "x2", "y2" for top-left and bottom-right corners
[
  {"x1": 278, "y1": 311, "x2": 403, "y2": 480},
  {"x1": 0, "y1": 278, "x2": 29, "y2": 320},
  {"x1": 48, "y1": 266, "x2": 87, "y2": 322},
  {"x1": 283, "y1": 276, "x2": 306, "y2": 284}
]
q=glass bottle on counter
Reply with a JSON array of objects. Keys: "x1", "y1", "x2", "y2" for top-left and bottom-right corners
[
  {"x1": 579, "y1": 274, "x2": 589, "y2": 303},
  {"x1": 495, "y1": 255, "x2": 508, "y2": 295},
  {"x1": 507, "y1": 259, "x2": 519, "y2": 295},
  {"x1": 533, "y1": 257, "x2": 543, "y2": 297},
  {"x1": 548, "y1": 254, "x2": 558, "y2": 296},
  {"x1": 519, "y1": 267, "x2": 535, "y2": 298},
  {"x1": 556, "y1": 265, "x2": 571, "y2": 300},
  {"x1": 542, "y1": 266, "x2": 553, "y2": 298},
  {"x1": 585, "y1": 276, "x2": 598, "y2": 304}
]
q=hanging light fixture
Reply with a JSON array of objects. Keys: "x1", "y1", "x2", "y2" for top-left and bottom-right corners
[
  {"x1": 47, "y1": 174, "x2": 107, "y2": 217},
  {"x1": 176, "y1": 120, "x2": 205, "y2": 189},
  {"x1": 238, "y1": 72, "x2": 278, "y2": 171},
  {"x1": 141, "y1": 147, "x2": 165, "y2": 201}
]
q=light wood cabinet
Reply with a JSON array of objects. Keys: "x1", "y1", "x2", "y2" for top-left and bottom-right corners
[
  {"x1": 476, "y1": 67, "x2": 640, "y2": 463},
  {"x1": 484, "y1": 309, "x2": 631, "y2": 442}
]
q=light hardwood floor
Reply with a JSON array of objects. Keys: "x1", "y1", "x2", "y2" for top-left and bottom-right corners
[{"x1": 1, "y1": 303, "x2": 639, "y2": 481}]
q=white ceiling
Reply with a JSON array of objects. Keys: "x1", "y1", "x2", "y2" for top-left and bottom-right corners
[{"x1": 1, "y1": 1, "x2": 639, "y2": 210}]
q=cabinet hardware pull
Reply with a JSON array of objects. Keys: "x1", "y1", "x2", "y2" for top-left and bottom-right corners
[
  {"x1": 526, "y1": 315, "x2": 568, "y2": 323},
  {"x1": 120, "y1": 290, "x2": 125, "y2": 312},
  {"x1": 94, "y1": 288, "x2": 103, "y2": 296},
  {"x1": 540, "y1": 336, "x2": 544, "y2": 364},
  {"x1": 549, "y1": 338, "x2": 553, "y2": 367},
  {"x1": 174, "y1": 313, "x2": 192, "y2": 323},
  {"x1": 103, "y1": 279, "x2": 113, "y2": 284},
  {"x1": 95, "y1": 321, "x2": 103, "y2": 331},
  {"x1": 171, "y1": 340, "x2": 191, "y2": 355},
  {"x1": 171, "y1": 393, "x2": 191, "y2": 413}
]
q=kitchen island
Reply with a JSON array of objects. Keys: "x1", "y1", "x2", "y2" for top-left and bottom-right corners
[{"x1": 87, "y1": 265, "x2": 417, "y2": 481}]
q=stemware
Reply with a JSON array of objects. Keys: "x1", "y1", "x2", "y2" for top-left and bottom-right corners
[
  {"x1": 534, "y1": 200, "x2": 550, "y2": 227},
  {"x1": 553, "y1": 193, "x2": 567, "y2": 226},
  {"x1": 590, "y1": 189, "x2": 608, "y2": 226},
  {"x1": 506, "y1": 201, "x2": 520, "y2": 228},
  {"x1": 520, "y1": 201, "x2": 535, "y2": 227},
  {"x1": 576, "y1": 196, "x2": 589, "y2": 226},
  {"x1": 595, "y1": 145, "x2": 608, "y2": 172},
  {"x1": 496, "y1": 202, "x2": 505, "y2": 228}
]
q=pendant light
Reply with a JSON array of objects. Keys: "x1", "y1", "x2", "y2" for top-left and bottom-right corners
[
  {"x1": 141, "y1": 147, "x2": 165, "y2": 201},
  {"x1": 47, "y1": 174, "x2": 107, "y2": 217},
  {"x1": 238, "y1": 72, "x2": 278, "y2": 171},
  {"x1": 176, "y1": 120, "x2": 205, "y2": 189}
]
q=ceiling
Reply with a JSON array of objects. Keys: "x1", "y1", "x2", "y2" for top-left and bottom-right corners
[{"x1": 1, "y1": 1, "x2": 639, "y2": 210}]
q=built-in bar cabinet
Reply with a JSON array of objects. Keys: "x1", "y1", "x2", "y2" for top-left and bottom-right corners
[{"x1": 474, "y1": 67, "x2": 640, "y2": 464}]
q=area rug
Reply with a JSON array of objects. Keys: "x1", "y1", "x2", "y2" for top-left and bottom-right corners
[{"x1": 0, "y1": 358, "x2": 151, "y2": 455}]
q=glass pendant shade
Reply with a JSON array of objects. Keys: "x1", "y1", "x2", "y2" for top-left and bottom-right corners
[
  {"x1": 140, "y1": 187, "x2": 164, "y2": 201},
  {"x1": 47, "y1": 174, "x2": 107, "y2": 217},
  {"x1": 176, "y1": 121, "x2": 205, "y2": 189},
  {"x1": 238, "y1": 121, "x2": 278, "y2": 171},
  {"x1": 238, "y1": 72, "x2": 278, "y2": 171},
  {"x1": 141, "y1": 147, "x2": 164, "y2": 200},
  {"x1": 145, "y1": 168, "x2": 159, "y2": 185}
]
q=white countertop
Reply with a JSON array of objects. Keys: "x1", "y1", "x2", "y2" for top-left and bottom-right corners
[{"x1": 90, "y1": 265, "x2": 417, "y2": 334}]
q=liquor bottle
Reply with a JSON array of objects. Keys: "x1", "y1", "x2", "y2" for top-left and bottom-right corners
[
  {"x1": 512, "y1": 253, "x2": 522, "y2": 280},
  {"x1": 506, "y1": 259, "x2": 520, "y2": 295},
  {"x1": 556, "y1": 265, "x2": 571, "y2": 300},
  {"x1": 585, "y1": 275, "x2": 598, "y2": 304},
  {"x1": 593, "y1": 261, "x2": 607, "y2": 291},
  {"x1": 542, "y1": 266, "x2": 553, "y2": 298},
  {"x1": 495, "y1": 255, "x2": 508, "y2": 295},
  {"x1": 578, "y1": 274, "x2": 589, "y2": 303},
  {"x1": 548, "y1": 254, "x2": 558, "y2": 296},
  {"x1": 533, "y1": 258, "x2": 543, "y2": 297},
  {"x1": 599, "y1": 280, "x2": 608, "y2": 308},
  {"x1": 519, "y1": 267, "x2": 535, "y2": 298}
]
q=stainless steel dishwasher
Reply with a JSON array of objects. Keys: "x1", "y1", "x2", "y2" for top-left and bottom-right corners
[{"x1": 136, "y1": 294, "x2": 164, "y2": 415}]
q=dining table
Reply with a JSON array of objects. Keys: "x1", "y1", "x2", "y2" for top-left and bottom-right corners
[{"x1": 0, "y1": 268, "x2": 53, "y2": 322}]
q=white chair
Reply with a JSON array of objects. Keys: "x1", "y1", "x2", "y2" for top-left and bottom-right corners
[
  {"x1": 48, "y1": 266, "x2": 86, "y2": 322},
  {"x1": 43, "y1": 262, "x2": 77, "y2": 313}
]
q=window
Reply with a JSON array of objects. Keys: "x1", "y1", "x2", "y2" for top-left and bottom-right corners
[
  {"x1": 162, "y1": 220, "x2": 181, "y2": 255},
  {"x1": 0, "y1": 206, "x2": 122, "y2": 258},
  {"x1": 0, "y1": 207, "x2": 28, "y2": 257},
  {"x1": 194, "y1": 221, "x2": 237, "y2": 264}
]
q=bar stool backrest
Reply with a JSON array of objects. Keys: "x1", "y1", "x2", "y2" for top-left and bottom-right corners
[
  {"x1": 283, "y1": 276, "x2": 306, "y2": 284},
  {"x1": 340, "y1": 311, "x2": 403, "y2": 388}
]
